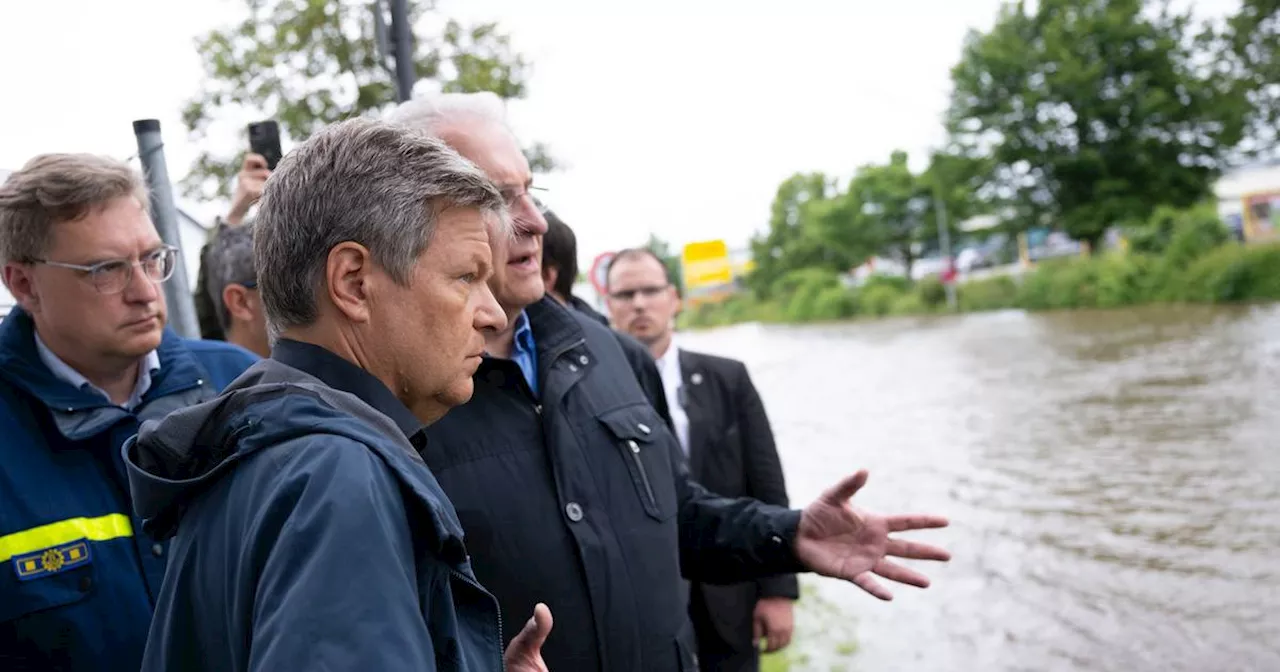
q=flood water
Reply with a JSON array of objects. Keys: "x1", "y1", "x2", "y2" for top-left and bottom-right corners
[{"x1": 677, "y1": 304, "x2": 1280, "y2": 672}]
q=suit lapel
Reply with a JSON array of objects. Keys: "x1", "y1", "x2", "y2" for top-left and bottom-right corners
[{"x1": 678, "y1": 349, "x2": 710, "y2": 481}]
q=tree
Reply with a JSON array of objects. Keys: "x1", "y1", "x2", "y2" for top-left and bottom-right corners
[
  {"x1": 747, "y1": 173, "x2": 849, "y2": 298},
  {"x1": 1221, "y1": 0, "x2": 1280, "y2": 158},
  {"x1": 841, "y1": 151, "x2": 935, "y2": 282},
  {"x1": 181, "y1": 0, "x2": 549, "y2": 200},
  {"x1": 946, "y1": 0, "x2": 1252, "y2": 249}
]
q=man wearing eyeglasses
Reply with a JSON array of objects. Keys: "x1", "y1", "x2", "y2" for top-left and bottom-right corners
[
  {"x1": 0, "y1": 153, "x2": 259, "y2": 672},
  {"x1": 605, "y1": 248, "x2": 796, "y2": 672},
  {"x1": 390, "y1": 93, "x2": 953, "y2": 672}
]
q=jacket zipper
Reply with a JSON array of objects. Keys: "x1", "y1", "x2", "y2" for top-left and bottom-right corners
[
  {"x1": 626, "y1": 439, "x2": 658, "y2": 509},
  {"x1": 449, "y1": 567, "x2": 506, "y2": 672}
]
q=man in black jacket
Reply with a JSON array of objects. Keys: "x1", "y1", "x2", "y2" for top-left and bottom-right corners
[
  {"x1": 540, "y1": 207, "x2": 610, "y2": 327},
  {"x1": 606, "y1": 247, "x2": 795, "y2": 672},
  {"x1": 387, "y1": 92, "x2": 953, "y2": 672}
]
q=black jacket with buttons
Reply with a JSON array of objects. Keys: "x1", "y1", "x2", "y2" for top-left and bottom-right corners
[{"x1": 420, "y1": 297, "x2": 804, "y2": 672}]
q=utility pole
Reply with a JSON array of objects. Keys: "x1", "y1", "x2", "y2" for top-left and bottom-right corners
[
  {"x1": 388, "y1": 0, "x2": 415, "y2": 102},
  {"x1": 132, "y1": 119, "x2": 200, "y2": 338},
  {"x1": 934, "y1": 186, "x2": 958, "y2": 311}
]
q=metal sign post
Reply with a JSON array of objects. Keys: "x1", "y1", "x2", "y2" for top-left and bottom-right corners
[{"x1": 133, "y1": 119, "x2": 200, "y2": 338}]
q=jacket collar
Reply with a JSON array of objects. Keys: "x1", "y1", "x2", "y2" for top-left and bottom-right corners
[
  {"x1": 524, "y1": 295, "x2": 588, "y2": 359},
  {"x1": 0, "y1": 306, "x2": 209, "y2": 413}
]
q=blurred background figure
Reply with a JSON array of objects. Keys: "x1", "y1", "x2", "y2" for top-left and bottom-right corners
[
  {"x1": 202, "y1": 222, "x2": 268, "y2": 357},
  {"x1": 195, "y1": 153, "x2": 270, "y2": 341},
  {"x1": 541, "y1": 207, "x2": 609, "y2": 326},
  {"x1": 607, "y1": 248, "x2": 798, "y2": 672}
]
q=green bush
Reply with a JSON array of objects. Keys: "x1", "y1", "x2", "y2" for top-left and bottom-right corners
[
  {"x1": 811, "y1": 286, "x2": 859, "y2": 320},
  {"x1": 860, "y1": 273, "x2": 911, "y2": 293},
  {"x1": 959, "y1": 275, "x2": 1019, "y2": 312},
  {"x1": 1180, "y1": 242, "x2": 1280, "y2": 303},
  {"x1": 1093, "y1": 253, "x2": 1156, "y2": 308},
  {"x1": 858, "y1": 283, "x2": 905, "y2": 316},
  {"x1": 772, "y1": 268, "x2": 841, "y2": 298},
  {"x1": 916, "y1": 276, "x2": 947, "y2": 309},
  {"x1": 1017, "y1": 258, "x2": 1074, "y2": 310},
  {"x1": 785, "y1": 282, "x2": 823, "y2": 322},
  {"x1": 889, "y1": 292, "x2": 926, "y2": 315},
  {"x1": 1126, "y1": 202, "x2": 1227, "y2": 259},
  {"x1": 683, "y1": 204, "x2": 1280, "y2": 329},
  {"x1": 1164, "y1": 204, "x2": 1230, "y2": 269},
  {"x1": 783, "y1": 271, "x2": 845, "y2": 322}
]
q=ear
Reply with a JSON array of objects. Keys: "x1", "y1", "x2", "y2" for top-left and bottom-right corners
[
  {"x1": 669, "y1": 285, "x2": 683, "y2": 317},
  {"x1": 221, "y1": 284, "x2": 256, "y2": 324},
  {"x1": 3, "y1": 263, "x2": 41, "y2": 314},
  {"x1": 324, "y1": 242, "x2": 376, "y2": 324},
  {"x1": 543, "y1": 265, "x2": 558, "y2": 292}
]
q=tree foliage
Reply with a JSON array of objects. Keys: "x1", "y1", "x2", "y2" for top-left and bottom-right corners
[
  {"x1": 746, "y1": 151, "x2": 984, "y2": 292},
  {"x1": 747, "y1": 173, "x2": 850, "y2": 298},
  {"x1": 1221, "y1": 0, "x2": 1280, "y2": 158},
  {"x1": 181, "y1": 0, "x2": 550, "y2": 200},
  {"x1": 946, "y1": 0, "x2": 1253, "y2": 247},
  {"x1": 644, "y1": 232, "x2": 684, "y2": 295}
]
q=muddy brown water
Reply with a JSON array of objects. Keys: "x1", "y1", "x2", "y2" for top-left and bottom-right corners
[{"x1": 677, "y1": 304, "x2": 1280, "y2": 671}]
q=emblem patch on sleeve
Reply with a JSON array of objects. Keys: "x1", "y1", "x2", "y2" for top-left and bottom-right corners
[{"x1": 13, "y1": 540, "x2": 92, "y2": 581}]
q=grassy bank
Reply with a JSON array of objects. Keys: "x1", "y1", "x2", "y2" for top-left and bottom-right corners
[
  {"x1": 758, "y1": 580, "x2": 861, "y2": 672},
  {"x1": 684, "y1": 208, "x2": 1280, "y2": 329}
]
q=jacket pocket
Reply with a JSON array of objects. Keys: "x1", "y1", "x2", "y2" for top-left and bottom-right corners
[
  {"x1": 0, "y1": 543, "x2": 97, "y2": 624},
  {"x1": 598, "y1": 404, "x2": 679, "y2": 522}
]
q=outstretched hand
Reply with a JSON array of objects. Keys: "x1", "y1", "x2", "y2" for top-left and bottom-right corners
[
  {"x1": 795, "y1": 470, "x2": 950, "y2": 600},
  {"x1": 504, "y1": 603, "x2": 554, "y2": 672}
]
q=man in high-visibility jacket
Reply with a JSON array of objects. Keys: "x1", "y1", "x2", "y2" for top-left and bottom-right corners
[{"x1": 0, "y1": 153, "x2": 257, "y2": 671}]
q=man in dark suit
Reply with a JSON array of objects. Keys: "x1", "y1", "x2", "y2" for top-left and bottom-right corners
[{"x1": 605, "y1": 247, "x2": 798, "y2": 672}]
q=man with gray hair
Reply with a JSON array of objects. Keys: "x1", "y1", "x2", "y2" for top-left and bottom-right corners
[
  {"x1": 0, "y1": 153, "x2": 257, "y2": 672},
  {"x1": 122, "y1": 118, "x2": 553, "y2": 672},
  {"x1": 388, "y1": 94, "x2": 953, "y2": 672},
  {"x1": 202, "y1": 222, "x2": 268, "y2": 357}
]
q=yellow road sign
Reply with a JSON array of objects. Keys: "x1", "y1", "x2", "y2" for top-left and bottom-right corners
[{"x1": 681, "y1": 240, "x2": 733, "y2": 290}]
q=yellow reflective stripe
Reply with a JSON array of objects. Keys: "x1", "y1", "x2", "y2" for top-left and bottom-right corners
[{"x1": 0, "y1": 514, "x2": 133, "y2": 564}]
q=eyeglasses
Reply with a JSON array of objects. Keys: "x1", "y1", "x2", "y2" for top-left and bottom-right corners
[
  {"x1": 500, "y1": 185, "x2": 550, "y2": 215},
  {"x1": 35, "y1": 245, "x2": 179, "y2": 295},
  {"x1": 609, "y1": 284, "x2": 671, "y2": 302}
]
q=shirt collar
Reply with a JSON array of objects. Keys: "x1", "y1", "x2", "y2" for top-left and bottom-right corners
[
  {"x1": 271, "y1": 338, "x2": 424, "y2": 441},
  {"x1": 512, "y1": 310, "x2": 537, "y2": 357},
  {"x1": 33, "y1": 330, "x2": 160, "y2": 409}
]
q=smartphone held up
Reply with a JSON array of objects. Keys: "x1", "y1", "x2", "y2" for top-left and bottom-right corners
[{"x1": 247, "y1": 121, "x2": 283, "y2": 170}]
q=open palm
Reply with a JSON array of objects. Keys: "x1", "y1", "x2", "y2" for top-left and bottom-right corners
[{"x1": 795, "y1": 470, "x2": 951, "y2": 600}]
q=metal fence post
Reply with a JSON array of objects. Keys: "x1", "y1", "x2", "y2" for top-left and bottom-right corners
[
  {"x1": 133, "y1": 119, "x2": 200, "y2": 339},
  {"x1": 389, "y1": 0, "x2": 415, "y2": 102},
  {"x1": 934, "y1": 189, "x2": 958, "y2": 311}
]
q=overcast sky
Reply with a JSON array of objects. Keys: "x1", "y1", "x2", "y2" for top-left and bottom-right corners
[{"x1": 0, "y1": 0, "x2": 1240, "y2": 268}]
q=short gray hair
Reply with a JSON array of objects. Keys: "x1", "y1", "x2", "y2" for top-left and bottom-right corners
[
  {"x1": 0, "y1": 154, "x2": 148, "y2": 266},
  {"x1": 204, "y1": 222, "x2": 257, "y2": 330},
  {"x1": 384, "y1": 91, "x2": 510, "y2": 138},
  {"x1": 253, "y1": 117, "x2": 507, "y2": 333}
]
